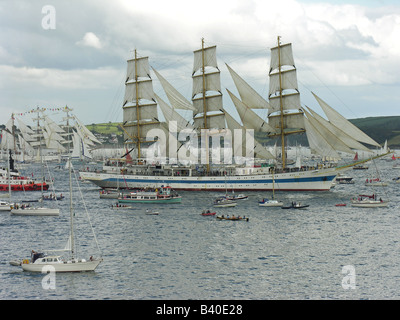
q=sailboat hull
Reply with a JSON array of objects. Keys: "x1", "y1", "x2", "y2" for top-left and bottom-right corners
[
  {"x1": 21, "y1": 259, "x2": 102, "y2": 272},
  {"x1": 11, "y1": 207, "x2": 59, "y2": 216},
  {"x1": 80, "y1": 168, "x2": 337, "y2": 191}
]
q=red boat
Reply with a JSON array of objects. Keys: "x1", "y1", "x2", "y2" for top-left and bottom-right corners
[
  {"x1": 0, "y1": 178, "x2": 49, "y2": 192},
  {"x1": 0, "y1": 151, "x2": 50, "y2": 191},
  {"x1": 335, "y1": 203, "x2": 347, "y2": 207},
  {"x1": 201, "y1": 210, "x2": 216, "y2": 216}
]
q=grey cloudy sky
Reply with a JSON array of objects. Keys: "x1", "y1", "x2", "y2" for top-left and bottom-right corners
[{"x1": 1, "y1": 0, "x2": 400, "y2": 126}]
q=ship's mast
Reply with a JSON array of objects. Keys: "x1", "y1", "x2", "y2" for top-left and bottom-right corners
[
  {"x1": 201, "y1": 38, "x2": 207, "y2": 130},
  {"x1": 134, "y1": 49, "x2": 141, "y2": 160},
  {"x1": 277, "y1": 36, "x2": 286, "y2": 169},
  {"x1": 201, "y1": 38, "x2": 210, "y2": 173}
]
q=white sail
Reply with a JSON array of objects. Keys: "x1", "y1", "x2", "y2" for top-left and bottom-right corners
[
  {"x1": 193, "y1": 45, "x2": 218, "y2": 74},
  {"x1": 270, "y1": 42, "x2": 295, "y2": 72},
  {"x1": 226, "y1": 89, "x2": 275, "y2": 133},
  {"x1": 0, "y1": 129, "x2": 13, "y2": 150},
  {"x1": 155, "y1": 94, "x2": 193, "y2": 131},
  {"x1": 224, "y1": 109, "x2": 275, "y2": 159},
  {"x1": 225, "y1": 64, "x2": 270, "y2": 110},
  {"x1": 44, "y1": 115, "x2": 65, "y2": 133},
  {"x1": 18, "y1": 134, "x2": 35, "y2": 156},
  {"x1": 73, "y1": 116, "x2": 101, "y2": 145},
  {"x1": 312, "y1": 92, "x2": 380, "y2": 147},
  {"x1": 303, "y1": 109, "x2": 354, "y2": 155},
  {"x1": 122, "y1": 51, "x2": 164, "y2": 156},
  {"x1": 152, "y1": 67, "x2": 195, "y2": 111},
  {"x1": 303, "y1": 116, "x2": 341, "y2": 159},
  {"x1": 16, "y1": 118, "x2": 35, "y2": 135},
  {"x1": 305, "y1": 106, "x2": 372, "y2": 153},
  {"x1": 192, "y1": 40, "x2": 225, "y2": 130}
]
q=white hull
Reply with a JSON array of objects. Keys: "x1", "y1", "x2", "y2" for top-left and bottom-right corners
[
  {"x1": 21, "y1": 259, "x2": 102, "y2": 272},
  {"x1": 11, "y1": 207, "x2": 59, "y2": 216},
  {"x1": 351, "y1": 201, "x2": 389, "y2": 208},
  {"x1": 80, "y1": 167, "x2": 338, "y2": 191},
  {"x1": 0, "y1": 204, "x2": 11, "y2": 211},
  {"x1": 365, "y1": 182, "x2": 388, "y2": 187},
  {"x1": 259, "y1": 200, "x2": 283, "y2": 207},
  {"x1": 214, "y1": 202, "x2": 237, "y2": 208}
]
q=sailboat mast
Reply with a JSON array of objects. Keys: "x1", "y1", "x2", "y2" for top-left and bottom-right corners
[
  {"x1": 134, "y1": 49, "x2": 141, "y2": 160},
  {"x1": 66, "y1": 113, "x2": 75, "y2": 260},
  {"x1": 277, "y1": 36, "x2": 286, "y2": 169}
]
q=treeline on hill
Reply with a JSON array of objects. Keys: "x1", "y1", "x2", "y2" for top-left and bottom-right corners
[{"x1": 86, "y1": 116, "x2": 400, "y2": 148}]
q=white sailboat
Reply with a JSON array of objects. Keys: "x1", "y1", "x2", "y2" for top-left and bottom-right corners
[
  {"x1": 351, "y1": 194, "x2": 389, "y2": 208},
  {"x1": 15, "y1": 127, "x2": 102, "y2": 272},
  {"x1": 259, "y1": 169, "x2": 283, "y2": 207}
]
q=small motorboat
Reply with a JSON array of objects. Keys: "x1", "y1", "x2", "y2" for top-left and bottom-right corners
[
  {"x1": 225, "y1": 194, "x2": 248, "y2": 200},
  {"x1": 282, "y1": 202, "x2": 309, "y2": 209},
  {"x1": 111, "y1": 203, "x2": 132, "y2": 209},
  {"x1": 201, "y1": 210, "x2": 216, "y2": 216},
  {"x1": 42, "y1": 193, "x2": 64, "y2": 201},
  {"x1": 216, "y1": 215, "x2": 249, "y2": 221},
  {"x1": 145, "y1": 209, "x2": 159, "y2": 215},
  {"x1": 335, "y1": 175, "x2": 354, "y2": 184},
  {"x1": 213, "y1": 198, "x2": 237, "y2": 208},
  {"x1": 258, "y1": 198, "x2": 283, "y2": 207}
]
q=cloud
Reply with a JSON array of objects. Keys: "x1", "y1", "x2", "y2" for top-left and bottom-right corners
[
  {"x1": 76, "y1": 32, "x2": 103, "y2": 49},
  {"x1": 1, "y1": 0, "x2": 400, "y2": 124}
]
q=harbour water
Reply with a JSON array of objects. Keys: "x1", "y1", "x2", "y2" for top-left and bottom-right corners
[{"x1": 1, "y1": 159, "x2": 400, "y2": 300}]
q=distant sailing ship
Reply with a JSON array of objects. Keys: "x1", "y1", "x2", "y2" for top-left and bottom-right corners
[
  {"x1": 79, "y1": 37, "x2": 386, "y2": 191},
  {"x1": 0, "y1": 107, "x2": 101, "y2": 163}
]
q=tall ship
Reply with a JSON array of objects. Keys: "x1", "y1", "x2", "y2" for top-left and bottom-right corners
[
  {"x1": 1, "y1": 107, "x2": 101, "y2": 164},
  {"x1": 79, "y1": 37, "x2": 385, "y2": 191}
]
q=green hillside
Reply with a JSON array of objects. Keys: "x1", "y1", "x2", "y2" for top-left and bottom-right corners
[
  {"x1": 350, "y1": 116, "x2": 400, "y2": 147},
  {"x1": 87, "y1": 122, "x2": 123, "y2": 135}
]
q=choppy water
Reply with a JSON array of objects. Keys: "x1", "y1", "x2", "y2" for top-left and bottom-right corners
[{"x1": 1, "y1": 159, "x2": 400, "y2": 300}]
